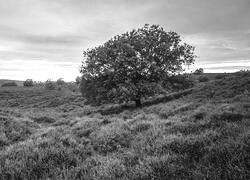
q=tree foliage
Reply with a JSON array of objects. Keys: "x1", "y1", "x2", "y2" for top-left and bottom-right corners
[
  {"x1": 23, "y1": 79, "x2": 34, "y2": 87},
  {"x1": 56, "y1": 78, "x2": 65, "y2": 86},
  {"x1": 75, "y1": 76, "x2": 82, "y2": 84},
  {"x1": 80, "y1": 24, "x2": 196, "y2": 106},
  {"x1": 194, "y1": 68, "x2": 204, "y2": 75}
]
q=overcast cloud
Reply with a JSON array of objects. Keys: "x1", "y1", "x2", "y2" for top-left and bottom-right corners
[{"x1": 0, "y1": 0, "x2": 249, "y2": 81}]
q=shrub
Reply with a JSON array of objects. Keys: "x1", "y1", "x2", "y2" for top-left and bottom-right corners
[
  {"x1": 198, "y1": 75, "x2": 209, "y2": 82},
  {"x1": 32, "y1": 116, "x2": 56, "y2": 123},
  {"x1": 235, "y1": 69, "x2": 250, "y2": 76},
  {"x1": 132, "y1": 122, "x2": 152, "y2": 133},
  {"x1": 165, "y1": 74, "x2": 194, "y2": 90},
  {"x1": 75, "y1": 76, "x2": 81, "y2": 84},
  {"x1": 91, "y1": 121, "x2": 133, "y2": 154},
  {"x1": 56, "y1": 78, "x2": 64, "y2": 86},
  {"x1": 44, "y1": 80, "x2": 56, "y2": 90},
  {"x1": 215, "y1": 74, "x2": 226, "y2": 79},
  {"x1": 23, "y1": 79, "x2": 34, "y2": 87},
  {"x1": 64, "y1": 83, "x2": 78, "y2": 93},
  {"x1": 211, "y1": 112, "x2": 243, "y2": 123},
  {"x1": 1, "y1": 82, "x2": 18, "y2": 87},
  {"x1": 194, "y1": 68, "x2": 204, "y2": 75},
  {"x1": 34, "y1": 81, "x2": 43, "y2": 86}
]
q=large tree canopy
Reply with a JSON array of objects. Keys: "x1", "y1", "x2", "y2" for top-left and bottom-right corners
[{"x1": 80, "y1": 24, "x2": 195, "y2": 106}]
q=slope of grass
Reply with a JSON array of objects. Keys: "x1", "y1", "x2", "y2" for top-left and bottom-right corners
[
  {"x1": 0, "y1": 72, "x2": 249, "y2": 179},
  {"x1": 0, "y1": 79, "x2": 23, "y2": 87}
]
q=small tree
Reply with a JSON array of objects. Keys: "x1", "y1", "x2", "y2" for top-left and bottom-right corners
[
  {"x1": 194, "y1": 68, "x2": 204, "y2": 75},
  {"x1": 23, "y1": 79, "x2": 34, "y2": 87},
  {"x1": 56, "y1": 78, "x2": 64, "y2": 86},
  {"x1": 80, "y1": 24, "x2": 196, "y2": 106},
  {"x1": 75, "y1": 76, "x2": 82, "y2": 84}
]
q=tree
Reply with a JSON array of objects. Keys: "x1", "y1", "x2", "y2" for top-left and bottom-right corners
[
  {"x1": 75, "y1": 76, "x2": 82, "y2": 84},
  {"x1": 56, "y1": 78, "x2": 64, "y2": 85},
  {"x1": 194, "y1": 68, "x2": 204, "y2": 75},
  {"x1": 23, "y1": 79, "x2": 34, "y2": 87},
  {"x1": 80, "y1": 24, "x2": 196, "y2": 106}
]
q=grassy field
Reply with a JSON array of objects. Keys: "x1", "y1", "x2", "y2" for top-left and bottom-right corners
[
  {"x1": 0, "y1": 72, "x2": 250, "y2": 179},
  {"x1": 0, "y1": 80, "x2": 24, "y2": 87}
]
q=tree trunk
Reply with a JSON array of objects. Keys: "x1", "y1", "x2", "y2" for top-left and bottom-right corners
[{"x1": 135, "y1": 98, "x2": 142, "y2": 107}]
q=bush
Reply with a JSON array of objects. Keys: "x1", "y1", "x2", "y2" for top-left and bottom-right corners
[
  {"x1": 75, "y1": 76, "x2": 81, "y2": 85},
  {"x1": 44, "y1": 80, "x2": 56, "y2": 90},
  {"x1": 215, "y1": 74, "x2": 226, "y2": 79},
  {"x1": 56, "y1": 78, "x2": 64, "y2": 86},
  {"x1": 211, "y1": 112, "x2": 243, "y2": 123},
  {"x1": 23, "y1": 79, "x2": 34, "y2": 87},
  {"x1": 32, "y1": 116, "x2": 56, "y2": 124},
  {"x1": 1, "y1": 82, "x2": 18, "y2": 87},
  {"x1": 194, "y1": 68, "x2": 204, "y2": 75},
  {"x1": 165, "y1": 74, "x2": 194, "y2": 90},
  {"x1": 198, "y1": 75, "x2": 209, "y2": 82}
]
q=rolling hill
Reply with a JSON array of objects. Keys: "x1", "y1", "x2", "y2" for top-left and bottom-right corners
[{"x1": 0, "y1": 71, "x2": 249, "y2": 179}]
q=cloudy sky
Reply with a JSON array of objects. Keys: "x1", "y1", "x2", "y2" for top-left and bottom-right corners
[{"x1": 0, "y1": 0, "x2": 250, "y2": 81}]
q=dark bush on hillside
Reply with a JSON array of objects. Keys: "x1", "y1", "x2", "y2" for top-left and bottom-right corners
[
  {"x1": 34, "y1": 81, "x2": 44, "y2": 86},
  {"x1": 23, "y1": 79, "x2": 34, "y2": 87},
  {"x1": 211, "y1": 112, "x2": 243, "y2": 122},
  {"x1": 194, "y1": 68, "x2": 204, "y2": 75},
  {"x1": 56, "y1": 78, "x2": 64, "y2": 86},
  {"x1": 75, "y1": 76, "x2": 81, "y2": 84},
  {"x1": 198, "y1": 75, "x2": 209, "y2": 82},
  {"x1": 235, "y1": 69, "x2": 250, "y2": 76},
  {"x1": 1, "y1": 82, "x2": 18, "y2": 87},
  {"x1": 32, "y1": 116, "x2": 56, "y2": 123},
  {"x1": 164, "y1": 74, "x2": 194, "y2": 90},
  {"x1": 215, "y1": 74, "x2": 226, "y2": 79},
  {"x1": 44, "y1": 80, "x2": 56, "y2": 90}
]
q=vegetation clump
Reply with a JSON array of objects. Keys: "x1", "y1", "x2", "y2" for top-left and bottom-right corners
[
  {"x1": 44, "y1": 79, "x2": 56, "y2": 90},
  {"x1": 23, "y1": 79, "x2": 34, "y2": 87},
  {"x1": 215, "y1": 73, "x2": 227, "y2": 79},
  {"x1": 193, "y1": 68, "x2": 204, "y2": 75},
  {"x1": 56, "y1": 78, "x2": 65, "y2": 86},
  {"x1": 164, "y1": 74, "x2": 194, "y2": 91},
  {"x1": 1, "y1": 82, "x2": 18, "y2": 87},
  {"x1": 198, "y1": 75, "x2": 209, "y2": 82},
  {"x1": 75, "y1": 76, "x2": 81, "y2": 84}
]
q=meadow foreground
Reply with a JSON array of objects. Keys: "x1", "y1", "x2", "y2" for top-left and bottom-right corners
[{"x1": 0, "y1": 72, "x2": 249, "y2": 179}]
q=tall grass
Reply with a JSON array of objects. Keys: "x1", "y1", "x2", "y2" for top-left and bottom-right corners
[{"x1": 0, "y1": 72, "x2": 249, "y2": 179}]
